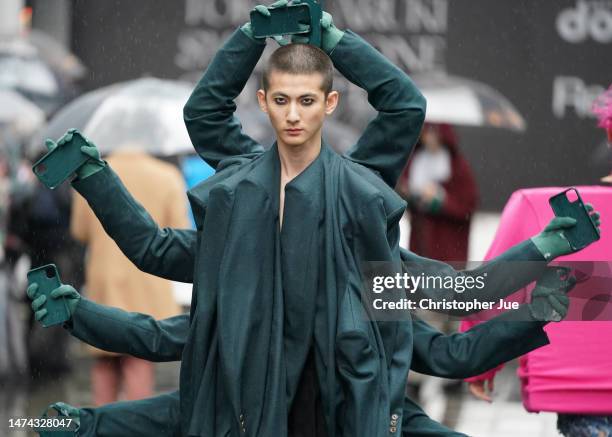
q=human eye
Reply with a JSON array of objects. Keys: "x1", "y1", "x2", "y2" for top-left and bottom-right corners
[
  {"x1": 274, "y1": 96, "x2": 287, "y2": 105},
  {"x1": 301, "y1": 97, "x2": 314, "y2": 106}
]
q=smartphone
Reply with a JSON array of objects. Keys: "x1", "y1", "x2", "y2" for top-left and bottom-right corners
[
  {"x1": 27, "y1": 264, "x2": 70, "y2": 327},
  {"x1": 549, "y1": 187, "x2": 600, "y2": 251},
  {"x1": 250, "y1": 3, "x2": 312, "y2": 38},
  {"x1": 32, "y1": 131, "x2": 91, "y2": 189}
]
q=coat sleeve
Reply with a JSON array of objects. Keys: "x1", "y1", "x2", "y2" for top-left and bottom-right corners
[
  {"x1": 399, "y1": 239, "x2": 548, "y2": 316},
  {"x1": 332, "y1": 30, "x2": 426, "y2": 188},
  {"x1": 183, "y1": 28, "x2": 266, "y2": 169},
  {"x1": 72, "y1": 166, "x2": 197, "y2": 282},
  {"x1": 409, "y1": 308, "x2": 549, "y2": 379},
  {"x1": 401, "y1": 396, "x2": 468, "y2": 437},
  {"x1": 79, "y1": 391, "x2": 181, "y2": 437},
  {"x1": 66, "y1": 298, "x2": 188, "y2": 362}
]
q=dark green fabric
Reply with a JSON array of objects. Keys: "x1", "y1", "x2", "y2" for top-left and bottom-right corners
[
  {"x1": 70, "y1": 27, "x2": 551, "y2": 437},
  {"x1": 79, "y1": 391, "x2": 181, "y2": 437}
]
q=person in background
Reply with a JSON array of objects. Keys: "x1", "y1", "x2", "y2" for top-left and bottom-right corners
[
  {"x1": 397, "y1": 123, "x2": 478, "y2": 263},
  {"x1": 396, "y1": 123, "x2": 479, "y2": 423},
  {"x1": 70, "y1": 145, "x2": 189, "y2": 405}
]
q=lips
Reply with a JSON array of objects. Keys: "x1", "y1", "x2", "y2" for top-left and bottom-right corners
[{"x1": 285, "y1": 128, "x2": 303, "y2": 136}]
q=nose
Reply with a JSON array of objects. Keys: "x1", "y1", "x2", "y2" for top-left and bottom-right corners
[{"x1": 287, "y1": 102, "x2": 300, "y2": 124}]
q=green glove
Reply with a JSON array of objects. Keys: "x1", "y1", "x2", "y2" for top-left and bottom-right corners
[
  {"x1": 528, "y1": 266, "x2": 576, "y2": 322},
  {"x1": 531, "y1": 203, "x2": 601, "y2": 260},
  {"x1": 241, "y1": 0, "x2": 290, "y2": 41},
  {"x1": 282, "y1": 9, "x2": 345, "y2": 53},
  {"x1": 319, "y1": 10, "x2": 345, "y2": 54},
  {"x1": 27, "y1": 283, "x2": 80, "y2": 322},
  {"x1": 44, "y1": 128, "x2": 105, "y2": 180},
  {"x1": 38, "y1": 402, "x2": 80, "y2": 435}
]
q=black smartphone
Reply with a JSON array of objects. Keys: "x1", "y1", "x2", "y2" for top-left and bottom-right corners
[{"x1": 549, "y1": 188, "x2": 600, "y2": 251}]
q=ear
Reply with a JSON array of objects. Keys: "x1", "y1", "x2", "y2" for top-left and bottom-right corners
[
  {"x1": 325, "y1": 91, "x2": 339, "y2": 115},
  {"x1": 256, "y1": 89, "x2": 268, "y2": 113}
]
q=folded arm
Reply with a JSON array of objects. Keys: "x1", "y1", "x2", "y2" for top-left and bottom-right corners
[
  {"x1": 331, "y1": 31, "x2": 426, "y2": 188},
  {"x1": 183, "y1": 28, "x2": 266, "y2": 169}
]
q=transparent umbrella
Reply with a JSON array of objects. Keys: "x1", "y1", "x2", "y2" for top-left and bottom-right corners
[
  {"x1": 412, "y1": 72, "x2": 527, "y2": 132},
  {"x1": 37, "y1": 78, "x2": 195, "y2": 156},
  {"x1": 0, "y1": 89, "x2": 45, "y2": 138}
]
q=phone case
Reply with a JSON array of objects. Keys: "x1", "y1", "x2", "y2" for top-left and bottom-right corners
[
  {"x1": 250, "y1": 0, "x2": 322, "y2": 46},
  {"x1": 27, "y1": 264, "x2": 70, "y2": 328},
  {"x1": 32, "y1": 131, "x2": 91, "y2": 189},
  {"x1": 549, "y1": 187, "x2": 600, "y2": 251}
]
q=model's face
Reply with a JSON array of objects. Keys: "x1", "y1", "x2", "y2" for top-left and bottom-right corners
[{"x1": 257, "y1": 70, "x2": 338, "y2": 148}]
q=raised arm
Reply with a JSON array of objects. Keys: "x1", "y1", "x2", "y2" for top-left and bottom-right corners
[
  {"x1": 327, "y1": 25, "x2": 426, "y2": 187},
  {"x1": 183, "y1": 27, "x2": 267, "y2": 168}
]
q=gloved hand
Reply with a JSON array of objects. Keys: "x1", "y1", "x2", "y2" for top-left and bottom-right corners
[
  {"x1": 27, "y1": 283, "x2": 81, "y2": 322},
  {"x1": 527, "y1": 266, "x2": 576, "y2": 322},
  {"x1": 319, "y1": 10, "x2": 345, "y2": 53},
  {"x1": 276, "y1": 8, "x2": 345, "y2": 53},
  {"x1": 39, "y1": 402, "x2": 80, "y2": 434},
  {"x1": 530, "y1": 203, "x2": 601, "y2": 260},
  {"x1": 44, "y1": 128, "x2": 105, "y2": 180},
  {"x1": 241, "y1": 0, "x2": 295, "y2": 41}
]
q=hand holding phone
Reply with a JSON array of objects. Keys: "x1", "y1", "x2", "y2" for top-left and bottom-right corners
[
  {"x1": 27, "y1": 264, "x2": 71, "y2": 327},
  {"x1": 549, "y1": 188, "x2": 601, "y2": 251}
]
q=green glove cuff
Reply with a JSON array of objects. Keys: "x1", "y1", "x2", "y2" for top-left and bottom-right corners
[
  {"x1": 76, "y1": 160, "x2": 106, "y2": 180},
  {"x1": 530, "y1": 233, "x2": 571, "y2": 261},
  {"x1": 240, "y1": 23, "x2": 268, "y2": 44},
  {"x1": 321, "y1": 26, "x2": 344, "y2": 54}
]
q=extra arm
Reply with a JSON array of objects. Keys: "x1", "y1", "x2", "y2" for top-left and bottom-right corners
[
  {"x1": 66, "y1": 298, "x2": 188, "y2": 362},
  {"x1": 331, "y1": 31, "x2": 426, "y2": 188},
  {"x1": 72, "y1": 166, "x2": 197, "y2": 282},
  {"x1": 183, "y1": 28, "x2": 266, "y2": 169},
  {"x1": 410, "y1": 307, "x2": 549, "y2": 379},
  {"x1": 400, "y1": 240, "x2": 548, "y2": 315}
]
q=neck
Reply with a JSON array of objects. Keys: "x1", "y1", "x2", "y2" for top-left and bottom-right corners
[{"x1": 277, "y1": 133, "x2": 322, "y2": 180}]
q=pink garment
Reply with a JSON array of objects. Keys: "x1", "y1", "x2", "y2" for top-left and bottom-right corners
[{"x1": 460, "y1": 186, "x2": 612, "y2": 414}]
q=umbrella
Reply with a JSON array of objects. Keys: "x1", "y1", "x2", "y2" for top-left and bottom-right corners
[
  {"x1": 38, "y1": 77, "x2": 360, "y2": 156},
  {"x1": 37, "y1": 78, "x2": 196, "y2": 156},
  {"x1": 0, "y1": 36, "x2": 67, "y2": 114},
  {"x1": 412, "y1": 72, "x2": 527, "y2": 132},
  {"x1": 0, "y1": 89, "x2": 45, "y2": 138}
]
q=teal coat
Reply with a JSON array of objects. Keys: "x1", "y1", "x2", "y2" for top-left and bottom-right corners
[{"x1": 71, "y1": 28, "x2": 549, "y2": 436}]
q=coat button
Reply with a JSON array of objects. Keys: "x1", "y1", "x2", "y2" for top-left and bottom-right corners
[
  {"x1": 390, "y1": 426, "x2": 397, "y2": 433},
  {"x1": 390, "y1": 419, "x2": 397, "y2": 426},
  {"x1": 391, "y1": 413, "x2": 399, "y2": 420}
]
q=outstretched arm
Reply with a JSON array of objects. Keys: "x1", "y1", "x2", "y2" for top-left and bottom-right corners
[
  {"x1": 410, "y1": 308, "x2": 548, "y2": 379},
  {"x1": 66, "y1": 298, "x2": 189, "y2": 362},
  {"x1": 72, "y1": 165, "x2": 196, "y2": 282},
  {"x1": 26, "y1": 282, "x2": 189, "y2": 362},
  {"x1": 183, "y1": 27, "x2": 266, "y2": 168}
]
